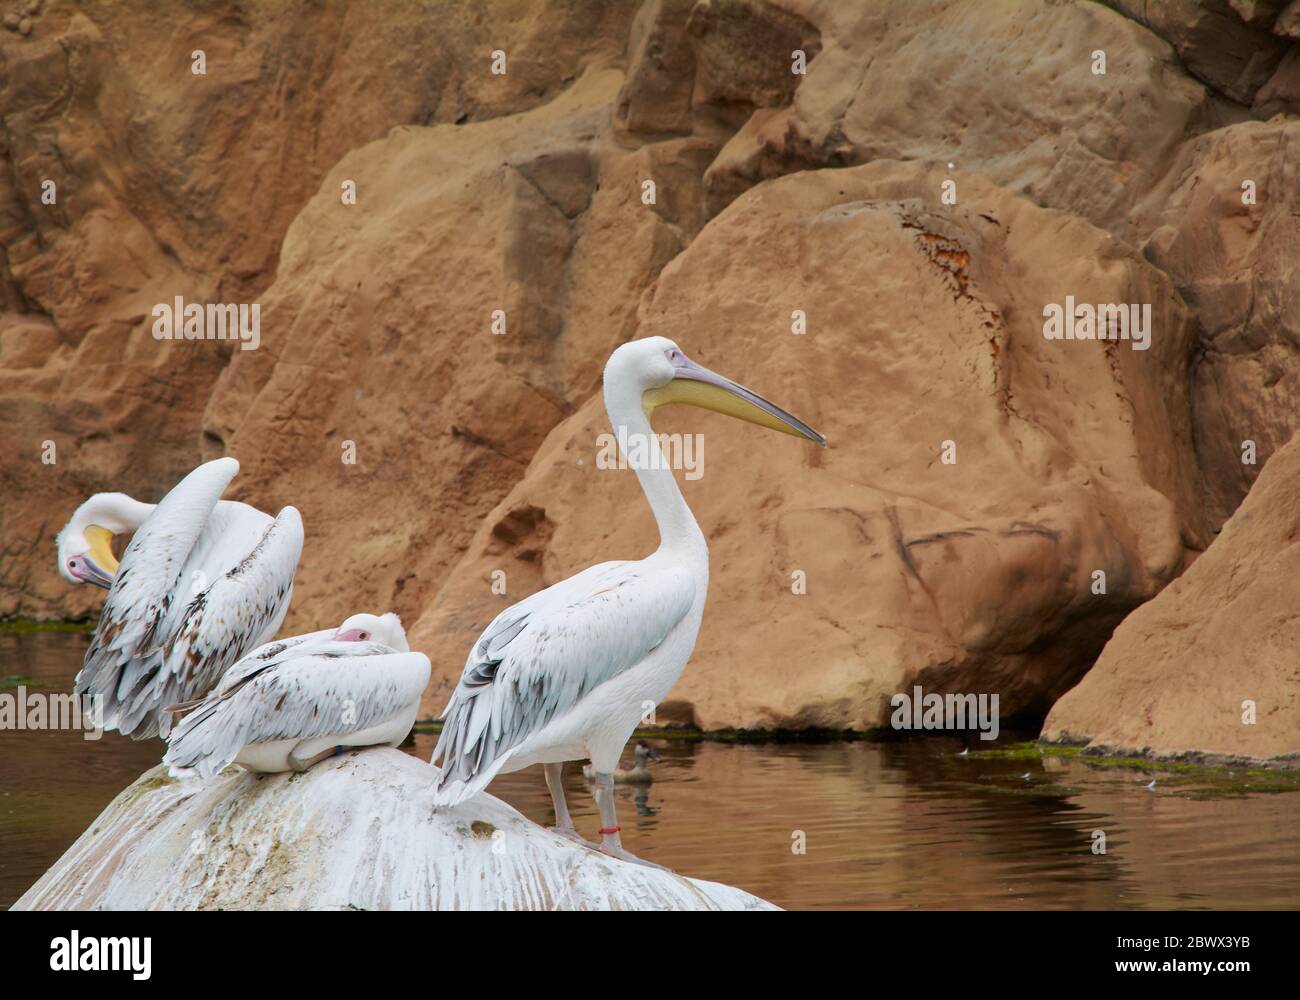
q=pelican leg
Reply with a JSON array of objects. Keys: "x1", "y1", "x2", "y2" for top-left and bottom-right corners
[
  {"x1": 544, "y1": 763, "x2": 591, "y2": 845},
  {"x1": 289, "y1": 743, "x2": 345, "y2": 772},
  {"x1": 592, "y1": 771, "x2": 669, "y2": 871}
]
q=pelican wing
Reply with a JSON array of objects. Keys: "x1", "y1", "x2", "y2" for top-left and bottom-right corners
[
  {"x1": 76, "y1": 458, "x2": 241, "y2": 737},
  {"x1": 202, "y1": 625, "x2": 342, "y2": 697},
  {"x1": 432, "y1": 560, "x2": 695, "y2": 804},
  {"x1": 159, "y1": 625, "x2": 343, "y2": 717},
  {"x1": 163, "y1": 642, "x2": 431, "y2": 780},
  {"x1": 118, "y1": 506, "x2": 305, "y2": 737}
]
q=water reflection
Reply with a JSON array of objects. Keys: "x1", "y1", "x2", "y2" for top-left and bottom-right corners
[{"x1": 4, "y1": 632, "x2": 1299, "y2": 909}]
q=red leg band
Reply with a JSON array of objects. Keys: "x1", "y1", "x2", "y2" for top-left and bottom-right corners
[{"x1": 598, "y1": 826, "x2": 621, "y2": 836}]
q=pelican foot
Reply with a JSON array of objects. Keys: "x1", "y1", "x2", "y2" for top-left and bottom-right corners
[
  {"x1": 289, "y1": 744, "x2": 346, "y2": 772},
  {"x1": 548, "y1": 824, "x2": 594, "y2": 847},
  {"x1": 598, "y1": 843, "x2": 671, "y2": 872}
]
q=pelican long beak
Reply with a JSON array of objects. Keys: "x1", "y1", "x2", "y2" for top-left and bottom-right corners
[
  {"x1": 82, "y1": 525, "x2": 119, "y2": 588},
  {"x1": 643, "y1": 352, "x2": 827, "y2": 446}
]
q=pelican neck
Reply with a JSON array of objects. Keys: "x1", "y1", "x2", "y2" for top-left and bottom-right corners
[
  {"x1": 80, "y1": 494, "x2": 155, "y2": 535},
  {"x1": 603, "y1": 384, "x2": 706, "y2": 557}
]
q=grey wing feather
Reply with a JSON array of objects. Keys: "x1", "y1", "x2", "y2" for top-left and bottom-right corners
[
  {"x1": 75, "y1": 459, "x2": 241, "y2": 738},
  {"x1": 432, "y1": 561, "x2": 694, "y2": 805},
  {"x1": 122, "y1": 506, "x2": 304, "y2": 736},
  {"x1": 163, "y1": 644, "x2": 430, "y2": 780},
  {"x1": 161, "y1": 625, "x2": 336, "y2": 716}
]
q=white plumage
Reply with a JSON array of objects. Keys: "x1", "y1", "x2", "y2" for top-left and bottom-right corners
[
  {"x1": 433, "y1": 336, "x2": 824, "y2": 867},
  {"x1": 163, "y1": 612, "x2": 430, "y2": 779},
  {"x1": 68, "y1": 457, "x2": 303, "y2": 739},
  {"x1": 433, "y1": 558, "x2": 696, "y2": 805}
]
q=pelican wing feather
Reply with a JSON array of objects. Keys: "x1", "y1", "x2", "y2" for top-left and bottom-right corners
[
  {"x1": 75, "y1": 458, "x2": 304, "y2": 739},
  {"x1": 76, "y1": 459, "x2": 240, "y2": 736},
  {"x1": 432, "y1": 560, "x2": 695, "y2": 805},
  {"x1": 163, "y1": 641, "x2": 431, "y2": 780},
  {"x1": 120, "y1": 506, "x2": 304, "y2": 737}
]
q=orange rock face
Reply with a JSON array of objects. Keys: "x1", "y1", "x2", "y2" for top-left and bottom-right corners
[
  {"x1": 0, "y1": 0, "x2": 642, "y2": 621},
  {"x1": 2, "y1": 1, "x2": 1299, "y2": 755},
  {"x1": 1136, "y1": 118, "x2": 1300, "y2": 525},
  {"x1": 1042, "y1": 432, "x2": 1300, "y2": 764},
  {"x1": 414, "y1": 160, "x2": 1211, "y2": 728}
]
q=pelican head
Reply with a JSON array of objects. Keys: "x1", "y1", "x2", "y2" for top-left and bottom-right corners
[
  {"x1": 334, "y1": 612, "x2": 409, "y2": 652},
  {"x1": 606, "y1": 336, "x2": 827, "y2": 446},
  {"x1": 56, "y1": 496, "x2": 130, "y2": 588}
]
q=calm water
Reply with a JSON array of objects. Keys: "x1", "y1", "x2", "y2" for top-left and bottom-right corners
[{"x1": 4, "y1": 631, "x2": 1299, "y2": 910}]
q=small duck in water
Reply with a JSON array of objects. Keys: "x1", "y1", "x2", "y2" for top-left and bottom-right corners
[{"x1": 583, "y1": 741, "x2": 661, "y2": 785}]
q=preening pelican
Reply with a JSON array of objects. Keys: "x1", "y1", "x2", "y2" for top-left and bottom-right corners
[
  {"x1": 63, "y1": 457, "x2": 303, "y2": 739},
  {"x1": 163, "y1": 612, "x2": 430, "y2": 779},
  {"x1": 433, "y1": 336, "x2": 824, "y2": 867}
]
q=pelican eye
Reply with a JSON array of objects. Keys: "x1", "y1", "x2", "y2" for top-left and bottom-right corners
[{"x1": 359, "y1": 632, "x2": 370, "y2": 641}]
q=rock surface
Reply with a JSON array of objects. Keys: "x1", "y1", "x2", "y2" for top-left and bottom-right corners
[
  {"x1": 701, "y1": 0, "x2": 1220, "y2": 235},
  {"x1": 1100, "y1": 0, "x2": 1289, "y2": 104},
  {"x1": 199, "y1": 66, "x2": 688, "y2": 631},
  {"x1": 0, "y1": 0, "x2": 641, "y2": 621},
  {"x1": 415, "y1": 159, "x2": 1210, "y2": 729},
  {"x1": 1135, "y1": 118, "x2": 1300, "y2": 524},
  {"x1": 4, "y1": 1, "x2": 1300, "y2": 749},
  {"x1": 1041, "y1": 432, "x2": 1300, "y2": 764},
  {"x1": 12, "y1": 748, "x2": 775, "y2": 910}
]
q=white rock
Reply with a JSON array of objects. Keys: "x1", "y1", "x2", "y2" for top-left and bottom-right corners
[{"x1": 13, "y1": 748, "x2": 776, "y2": 911}]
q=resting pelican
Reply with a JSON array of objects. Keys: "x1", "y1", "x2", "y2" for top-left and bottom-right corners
[
  {"x1": 163, "y1": 612, "x2": 430, "y2": 779},
  {"x1": 62, "y1": 457, "x2": 303, "y2": 739},
  {"x1": 433, "y1": 336, "x2": 824, "y2": 866},
  {"x1": 583, "y1": 741, "x2": 660, "y2": 785}
]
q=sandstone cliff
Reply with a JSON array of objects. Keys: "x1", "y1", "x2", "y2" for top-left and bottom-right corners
[
  {"x1": 3, "y1": 0, "x2": 1299, "y2": 756},
  {"x1": 1041, "y1": 430, "x2": 1300, "y2": 765}
]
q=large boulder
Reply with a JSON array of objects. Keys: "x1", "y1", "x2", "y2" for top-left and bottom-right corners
[
  {"x1": 1135, "y1": 118, "x2": 1300, "y2": 523},
  {"x1": 700, "y1": 0, "x2": 1218, "y2": 233},
  {"x1": 413, "y1": 158, "x2": 1211, "y2": 730},
  {"x1": 1099, "y1": 0, "x2": 1289, "y2": 105},
  {"x1": 6, "y1": 0, "x2": 1300, "y2": 749},
  {"x1": 1041, "y1": 432, "x2": 1300, "y2": 764},
  {"x1": 12, "y1": 749, "x2": 775, "y2": 911},
  {"x1": 197, "y1": 66, "x2": 719, "y2": 632},
  {"x1": 0, "y1": 0, "x2": 641, "y2": 620}
]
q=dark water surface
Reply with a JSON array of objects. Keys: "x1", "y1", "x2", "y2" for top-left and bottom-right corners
[{"x1": 4, "y1": 631, "x2": 1299, "y2": 910}]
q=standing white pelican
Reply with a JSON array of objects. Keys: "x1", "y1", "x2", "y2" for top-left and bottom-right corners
[
  {"x1": 163, "y1": 612, "x2": 430, "y2": 779},
  {"x1": 61, "y1": 457, "x2": 303, "y2": 740},
  {"x1": 432, "y1": 336, "x2": 824, "y2": 866}
]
